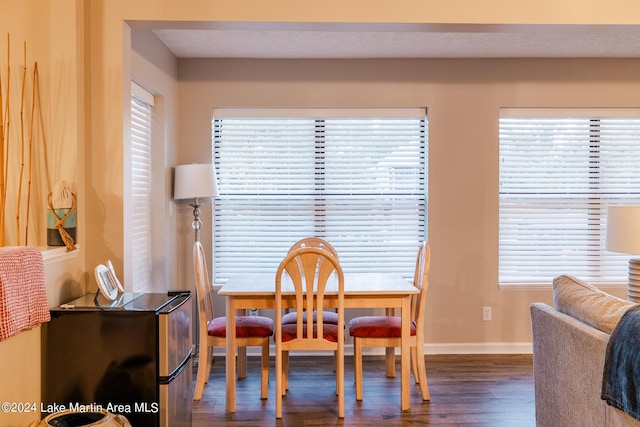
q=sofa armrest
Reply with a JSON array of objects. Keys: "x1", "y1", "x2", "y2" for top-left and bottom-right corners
[{"x1": 531, "y1": 302, "x2": 610, "y2": 427}]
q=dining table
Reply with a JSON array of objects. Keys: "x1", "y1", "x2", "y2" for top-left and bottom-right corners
[{"x1": 217, "y1": 272, "x2": 419, "y2": 413}]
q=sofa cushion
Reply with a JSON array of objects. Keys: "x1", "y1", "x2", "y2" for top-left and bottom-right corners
[{"x1": 552, "y1": 274, "x2": 636, "y2": 334}]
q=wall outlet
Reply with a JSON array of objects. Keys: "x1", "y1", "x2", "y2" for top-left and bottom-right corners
[{"x1": 482, "y1": 306, "x2": 492, "y2": 321}]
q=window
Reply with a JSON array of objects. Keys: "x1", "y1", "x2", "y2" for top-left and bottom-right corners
[
  {"x1": 129, "y1": 82, "x2": 153, "y2": 292},
  {"x1": 499, "y1": 109, "x2": 640, "y2": 286},
  {"x1": 212, "y1": 109, "x2": 427, "y2": 283}
]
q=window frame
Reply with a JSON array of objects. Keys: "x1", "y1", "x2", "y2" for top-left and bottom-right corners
[
  {"x1": 211, "y1": 108, "x2": 428, "y2": 283},
  {"x1": 498, "y1": 108, "x2": 640, "y2": 287},
  {"x1": 128, "y1": 82, "x2": 154, "y2": 293}
]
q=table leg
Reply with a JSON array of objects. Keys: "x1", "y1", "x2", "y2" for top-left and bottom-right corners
[
  {"x1": 400, "y1": 296, "x2": 411, "y2": 411},
  {"x1": 226, "y1": 297, "x2": 236, "y2": 412}
]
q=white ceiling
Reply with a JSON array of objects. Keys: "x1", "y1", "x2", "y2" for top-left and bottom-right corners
[{"x1": 150, "y1": 23, "x2": 640, "y2": 59}]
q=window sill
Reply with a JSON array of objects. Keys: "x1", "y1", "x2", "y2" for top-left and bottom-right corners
[
  {"x1": 39, "y1": 246, "x2": 80, "y2": 265},
  {"x1": 499, "y1": 281, "x2": 627, "y2": 292}
]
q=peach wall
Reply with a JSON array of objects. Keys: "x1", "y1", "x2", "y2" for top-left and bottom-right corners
[
  {"x1": 105, "y1": 0, "x2": 640, "y2": 25},
  {"x1": 0, "y1": 0, "x2": 84, "y2": 249},
  {"x1": 0, "y1": 1, "x2": 85, "y2": 425}
]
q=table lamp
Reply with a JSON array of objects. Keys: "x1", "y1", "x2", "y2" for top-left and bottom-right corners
[
  {"x1": 606, "y1": 205, "x2": 640, "y2": 302},
  {"x1": 173, "y1": 163, "x2": 219, "y2": 243}
]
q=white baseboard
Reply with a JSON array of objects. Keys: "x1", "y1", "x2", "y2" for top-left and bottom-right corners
[
  {"x1": 424, "y1": 342, "x2": 532, "y2": 355},
  {"x1": 211, "y1": 342, "x2": 532, "y2": 357}
]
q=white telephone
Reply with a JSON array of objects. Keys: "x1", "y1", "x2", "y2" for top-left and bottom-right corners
[
  {"x1": 95, "y1": 260, "x2": 124, "y2": 300},
  {"x1": 107, "y1": 260, "x2": 125, "y2": 292}
]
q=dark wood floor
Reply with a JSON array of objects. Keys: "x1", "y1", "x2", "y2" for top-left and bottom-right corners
[{"x1": 192, "y1": 354, "x2": 535, "y2": 426}]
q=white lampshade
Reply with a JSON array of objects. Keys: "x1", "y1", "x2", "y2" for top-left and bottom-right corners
[
  {"x1": 607, "y1": 206, "x2": 640, "y2": 255},
  {"x1": 607, "y1": 205, "x2": 640, "y2": 302},
  {"x1": 173, "y1": 163, "x2": 219, "y2": 200}
]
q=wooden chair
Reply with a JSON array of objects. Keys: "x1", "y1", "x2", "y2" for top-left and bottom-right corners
[
  {"x1": 282, "y1": 237, "x2": 340, "y2": 325},
  {"x1": 275, "y1": 247, "x2": 345, "y2": 418},
  {"x1": 348, "y1": 241, "x2": 431, "y2": 402},
  {"x1": 192, "y1": 241, "x2": 274, "y2": 401}
]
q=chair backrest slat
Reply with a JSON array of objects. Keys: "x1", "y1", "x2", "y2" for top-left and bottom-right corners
[{"x1": 276, "y1": 247, "x2": 344, "y2": 344}]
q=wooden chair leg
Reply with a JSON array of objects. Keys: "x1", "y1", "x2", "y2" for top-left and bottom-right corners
[
  {"x1": 411, "y1": 346, "x2": 419, "y2": 383},
  {"x1": 261, "y1": 339, "x2": 269, "y2": 399},
  {"x1": 337, "y1": 345, "x2": 344, "y2": 418},
  {"x1": 354, "y1": 338, "x2": 363, "y2": 401},
  {"x1": 416, "y1": 345, "x2": 430, "y2": 401},
  {"x1": 194, "y1": 342, "x2": 212, "y2": 401},
  {"x1": 385, "y1": 347, "x2": 395, "y2": 377},
  {"x1": 276, "y1": 346, "x2": 283, "y2": 418},
  {"x1": 238, "y1": 346, "x2": 247, "y2": 379},
  {"x1": 384, "y1": 308, "x2": 396, "y2": 378},
  {"x1": 283, "y1": 351, "x2": 289, "y2": 394},
  {"x1": 207, "y1": 346, "x2": 214, "y2": 379}
]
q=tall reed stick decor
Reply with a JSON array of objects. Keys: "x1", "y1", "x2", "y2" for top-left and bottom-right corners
[
  {"x1": 0, "y1": 34, "x2": 9, "y2": 246},
  {"x1": 16, "y1": 41, "x2": 26, "y2": 245},
  {"x1": 26, "y1": 62, "x2": 36, "y2": 245}
]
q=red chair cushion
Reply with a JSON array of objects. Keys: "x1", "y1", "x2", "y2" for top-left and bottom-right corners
[
  {"x1": 208, "y1": 315, "x2": 274, "y2": 338},
  {"x1": 348, "y1": 316, "x2": 416, "y2": 338},
  {"x1": 281, "y1": 310, "x2": 339, "y2": 325},
  {"x1": 281, "y1": 323, "x2": 342, "y2": 342}
]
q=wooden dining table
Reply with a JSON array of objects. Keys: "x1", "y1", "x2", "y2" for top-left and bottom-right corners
[{"x1": 217, "y1": 272, "x2": 419, "y2": 413}]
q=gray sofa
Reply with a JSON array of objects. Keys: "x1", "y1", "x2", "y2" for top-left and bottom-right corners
[{"x1": 530, "y1": 275, "x2": 640, "y2": 427}]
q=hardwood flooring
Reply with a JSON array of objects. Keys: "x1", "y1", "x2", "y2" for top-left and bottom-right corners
[{"x1": 192, "y1": 354, "x2": 535, "y2": 426}]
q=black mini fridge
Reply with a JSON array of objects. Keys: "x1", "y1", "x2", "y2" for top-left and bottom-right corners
[{"x1": 43, "y1": 292, "x2": 192, "y2": 427}]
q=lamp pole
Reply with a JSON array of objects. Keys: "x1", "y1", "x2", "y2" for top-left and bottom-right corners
[{"x1": 190, "y1": 198, "x2": 203, "y2": 243}]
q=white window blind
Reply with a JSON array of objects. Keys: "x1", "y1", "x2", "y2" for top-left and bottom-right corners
[
  {"x1": 212, "y1": 109, "x2": 427, "y2": 282},
  {"x1": 130, "y1": 82, "x2": 154, "y2": 291},
  {"x1": 499, "y1": 110, "x2": 640, "y2": 286}
]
